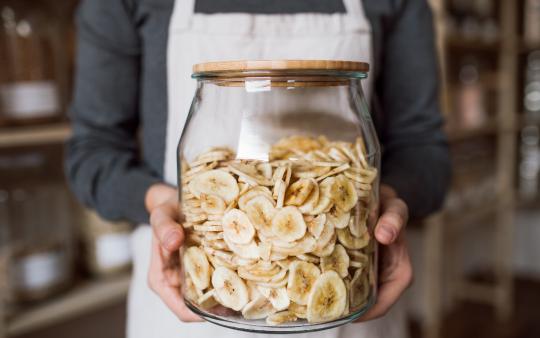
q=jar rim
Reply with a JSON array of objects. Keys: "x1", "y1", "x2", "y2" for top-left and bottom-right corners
[{"x1": 192, "y1": 60, "x2": 369, "y2": 78}]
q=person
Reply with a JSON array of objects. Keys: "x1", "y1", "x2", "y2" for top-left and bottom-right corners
[{"x1": 66, "y1": 0, "x2": 450, "y2": 337}]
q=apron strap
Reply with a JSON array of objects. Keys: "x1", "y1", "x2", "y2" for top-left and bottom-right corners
[
  {"x1": 169, "y1": 0, "x2": 195, "y2": 32},
  {"x1": 343, "y1": 0, "x2": 371, "y2": 31}
]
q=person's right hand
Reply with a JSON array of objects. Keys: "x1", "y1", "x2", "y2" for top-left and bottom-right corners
[{"x1": 146, "y1": 183, "x2": 202, "y2": 322}]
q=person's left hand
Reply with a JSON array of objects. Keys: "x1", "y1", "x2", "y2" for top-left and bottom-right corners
[{"x1": 356, "y1": 184, "x2": 413, "y2": 321}]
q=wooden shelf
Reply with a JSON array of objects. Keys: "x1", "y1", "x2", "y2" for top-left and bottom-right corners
[
  {"x1": 0, "y1": 123, "x2": 71, "y2": 148},
  {"x1": 521, "y1": 41, "x2": 540, "y2": 53},
  {"x1": 446, "y1": 122, "x2": 498, "y2": 142},
  {"x1": 6, "y1": 274, "x2": 131, "y2": 336},
  {"x1": 446, "y1": 36, "x2": 500, "y2": 52}
]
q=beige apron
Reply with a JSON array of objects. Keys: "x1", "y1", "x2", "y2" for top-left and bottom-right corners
[{"x1": 128, "y1": 1, "x2": 407, "y2": 337}]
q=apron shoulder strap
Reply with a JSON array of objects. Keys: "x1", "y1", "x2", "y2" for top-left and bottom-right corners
[{"x1": 169, "y1": 0, "x2": 195, "y2": 32}]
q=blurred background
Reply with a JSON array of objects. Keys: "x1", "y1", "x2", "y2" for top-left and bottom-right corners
[{"x1": 0, "y1": 0, "x2": 538, "y2": 338}]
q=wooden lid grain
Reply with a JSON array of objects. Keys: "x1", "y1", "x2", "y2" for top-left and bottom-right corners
[{"x1": 193, "y1": 60, "x2": 369, "y2": 74}]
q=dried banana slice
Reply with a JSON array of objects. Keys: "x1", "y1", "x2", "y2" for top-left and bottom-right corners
[
  {"x1": 342, "y1": 277, "x2": 351, "y2": 316},
  {"x1": 238, "y1": 186, "x2": 274, "y2": 211},
  {"x1": 306, "y1": 271, "x2": 347, "y2": 323},
  {"x1": 285, "y1": 178, "x2": 316, "y2": 206},
  {"x1": 244, "y1": 196, "x2": 276, "y2": 237},
  {"x1": 257, "y1": 162, "x2": 273, "y2": 180},
  {"x1": 242, "y1": 295, "x2": 276, "y2": 320},
  {"x1": 320, "y1": 244, "x2": 350, "y2": 278},
  {"x1": 331, "y1": 174, "x2": 358, "y2": 213},
  {"x1": 229, "y1": 163, "x2": 273, "y2": 186},
  {"x1": 350, "y1": 208, "x2": 368, "y2": 238},
  {"x1": 347, "y1": 250, "x2": 369, "y2": 269},
  {"x1": 258, "y1": 242, "x2": 272, "y2": 261},
  {"x1": 184, "y1": 276, "x2": 203, "y2": 302},
  {"x1": 238, "y1": 262, "x2": 281, "y2": 282},
  {"x1": 183, "y1": 246, "x2": 211, "y2": 290},
  {"x1": 191, "y1": 150, "x2": 232, "y2": 167},
  {"x1": 294, "y1": 164, "x2": 331, "y2": 179},
  {"x1": 298, "y1": 181, "x2": 320, "y2": 214},
  {"x1": 198, "y1": 289, "x2": 219, "y2": 309},
  {"x1": 306, "y1": 214, "x2": 326, "y2": 238},
  {"x1": 221, "y1": 209, "x2": 255, "y2": 244},
  {"x1": 271, "y1": 234, "x2": 316, "y2": 256},
  {"x1": 289, "y1": 302, "x2": 307, "y2": 319},
  {"x1": 315, "y1": 163, "x2": 350, "y2": 182},
  {"x1": 266, "y1": 310, "x2": 298, "y2": 325},
  {"x1": 271, "y1": 206, "x2": 307, "y2": 242},
  {"x1": 256, "y1": 274, "x2": 289, "y2": 288},
  {"x1": 336, "y1": 227, "x2": 370, "y2": 250},
  {"x1": 309, "y1": 177, "x2": 335, "y2": 215},
  {"x1": 326, "y1": 207, "x2": 351, "y2": 229},
  {"x1": 350, "y1": 268, "x2": 370, "y2": 309},
  {"x1": 327, "y1": 146, "x2": 350, "y2": 163},
  {"x1": 296, "y1": 253, "x2": 320, "y2": 264},
  {"x1": 246, "y1": 280, "x2": 262, "y2": 300},
  {"x1": 312, "y1": 232, "x2": 337, "y2": 258},
  {"x1": 193, "y1": 224, "x2": 222, "y2": 232},
  {"x1": 185, "y1": 213, "x2": 208, "y2": 224},
  {"x1": 257, "y1": 286, "x2": 290, "y2": 311},
  {"x1": 344, "y1": 167, "x2": 378, "y2": 185},
  {"x1": 188, "y1": 169, "x2": 239, "y2": 203},
  {"x1": 269, "y1": 251, "x2": 289, "y2": 261},
  {"x1": 202, "y1": 238, "x2": 229, "y2": 251},
  {"x1": 212, "y1": 266, "x2": 249, "y2": 311},
  {"x1": 311, "y1": 220, "x2": 335, "y2": 257},
  {"x1": 206, "y1": 253, "x2": 236, "y2": 270},
  {"x1": 223, "y1": 236, "x2": 260, "y2": 259},
  {"x1": 287, "y1": 261, "x2": 321, "y2": 305},
  {"x1": 276, "y1": 259, "x2": 293, "y2": 270},
  {"x1": 200, "y1": 194, "x2": 226, "y2": 215}
]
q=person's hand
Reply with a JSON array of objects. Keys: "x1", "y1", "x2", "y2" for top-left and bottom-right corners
[
  {"x1": 146, "y1": 183, "x2": 202, "y2": 322},
  {"x1": 357, "y1": 184, "x2": 413, "y2": 321}
]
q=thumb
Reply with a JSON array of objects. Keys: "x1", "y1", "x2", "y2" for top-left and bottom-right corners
[{"x1": 150, "y1": 201, "x2": 185, "y2": 252}]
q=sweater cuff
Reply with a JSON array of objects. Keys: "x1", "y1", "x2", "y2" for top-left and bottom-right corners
[
  {"x1": 98, "y1": 169, "x2": 162, "y2": 225},
  {"x1": 381, "y1": 146, "x2": 450, "y2": 219}
]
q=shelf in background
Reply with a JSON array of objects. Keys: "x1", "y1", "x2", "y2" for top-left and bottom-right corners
[
  {"x1": 0, "y1": 123, "x2": 71, "y2": 148},
  {"x1": 446, "y1": 122, "x2": 498, "y2": 142},
  {"x1": 446, "y1": 36, "x2": 500, "y2": 52},
  {"x1": 6, "y1": 273, "x2": 131, "y2": 336},
  {"x1": 521, "y1": 41, "x2": 540, "y2": 53}
]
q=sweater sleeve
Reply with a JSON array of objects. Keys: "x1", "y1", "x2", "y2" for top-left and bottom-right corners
[
  {"x1": 65, "y1": 0, "x2": 161, "y2": 224},
  {"x1": 376, "y1": 0, "x2": 451, "y2": 218}
]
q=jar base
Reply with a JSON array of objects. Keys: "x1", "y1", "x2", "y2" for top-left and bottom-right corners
[{"x1": 186, "y1": 294, "x2": 376, "y2": 334}]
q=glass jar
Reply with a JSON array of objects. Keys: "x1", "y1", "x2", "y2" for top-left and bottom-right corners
[
  {"x1": 0, "y1": 0, "x2": 61, "y2": 122},
  {"x1": 178, "y1": 60, "x2": 379, "y2": 333},
  {"x1": 80, "y1": 209, "x2": 132, "y2": 277},
  {"x1": 8, "y1": 184, "x2": 73, "y2": 302}
]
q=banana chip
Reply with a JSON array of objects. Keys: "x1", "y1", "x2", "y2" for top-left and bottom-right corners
[{"x1": 180, "y1": 135, "x2": 378, "y2": 324}]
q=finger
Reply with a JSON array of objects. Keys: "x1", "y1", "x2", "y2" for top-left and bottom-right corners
[
  {"x1": 150, "y1": 202, "x2": 185, "y2": 252},
  {"x1": 357, "y1": 245, "x2": 412, "y2": 321},
  {"x1": 375, "y1": 198, "x2": 408, "y2": 245},
  {"x1": 148, "y1": 237, "x2": 202, "y2": 322}
]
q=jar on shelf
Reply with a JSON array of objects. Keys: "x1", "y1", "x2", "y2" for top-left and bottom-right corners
[
  {"x1": 177, "y1": 60, "x2": 380, "y2": 332},
  {"x1": 0, "y1": 0, "x2": 62, "y2": 123},
  {"x1": 80, "y1": 209, "x2": 132, "y2": 277},
  {"x1": 457, "y1": 58, "x2": 487, "y2": 129},
  {"x1": 8, "y1": 184, "x2": 74, "y2": 302}
]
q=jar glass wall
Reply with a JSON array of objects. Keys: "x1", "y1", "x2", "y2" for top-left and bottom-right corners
[{"x1": 178, "y1": 61, "x2": 379, "y2": 333}]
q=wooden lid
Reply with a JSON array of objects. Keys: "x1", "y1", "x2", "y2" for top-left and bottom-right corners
[{"x1": 193, "y1": 60, "x2": 369, "y2": 74}]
